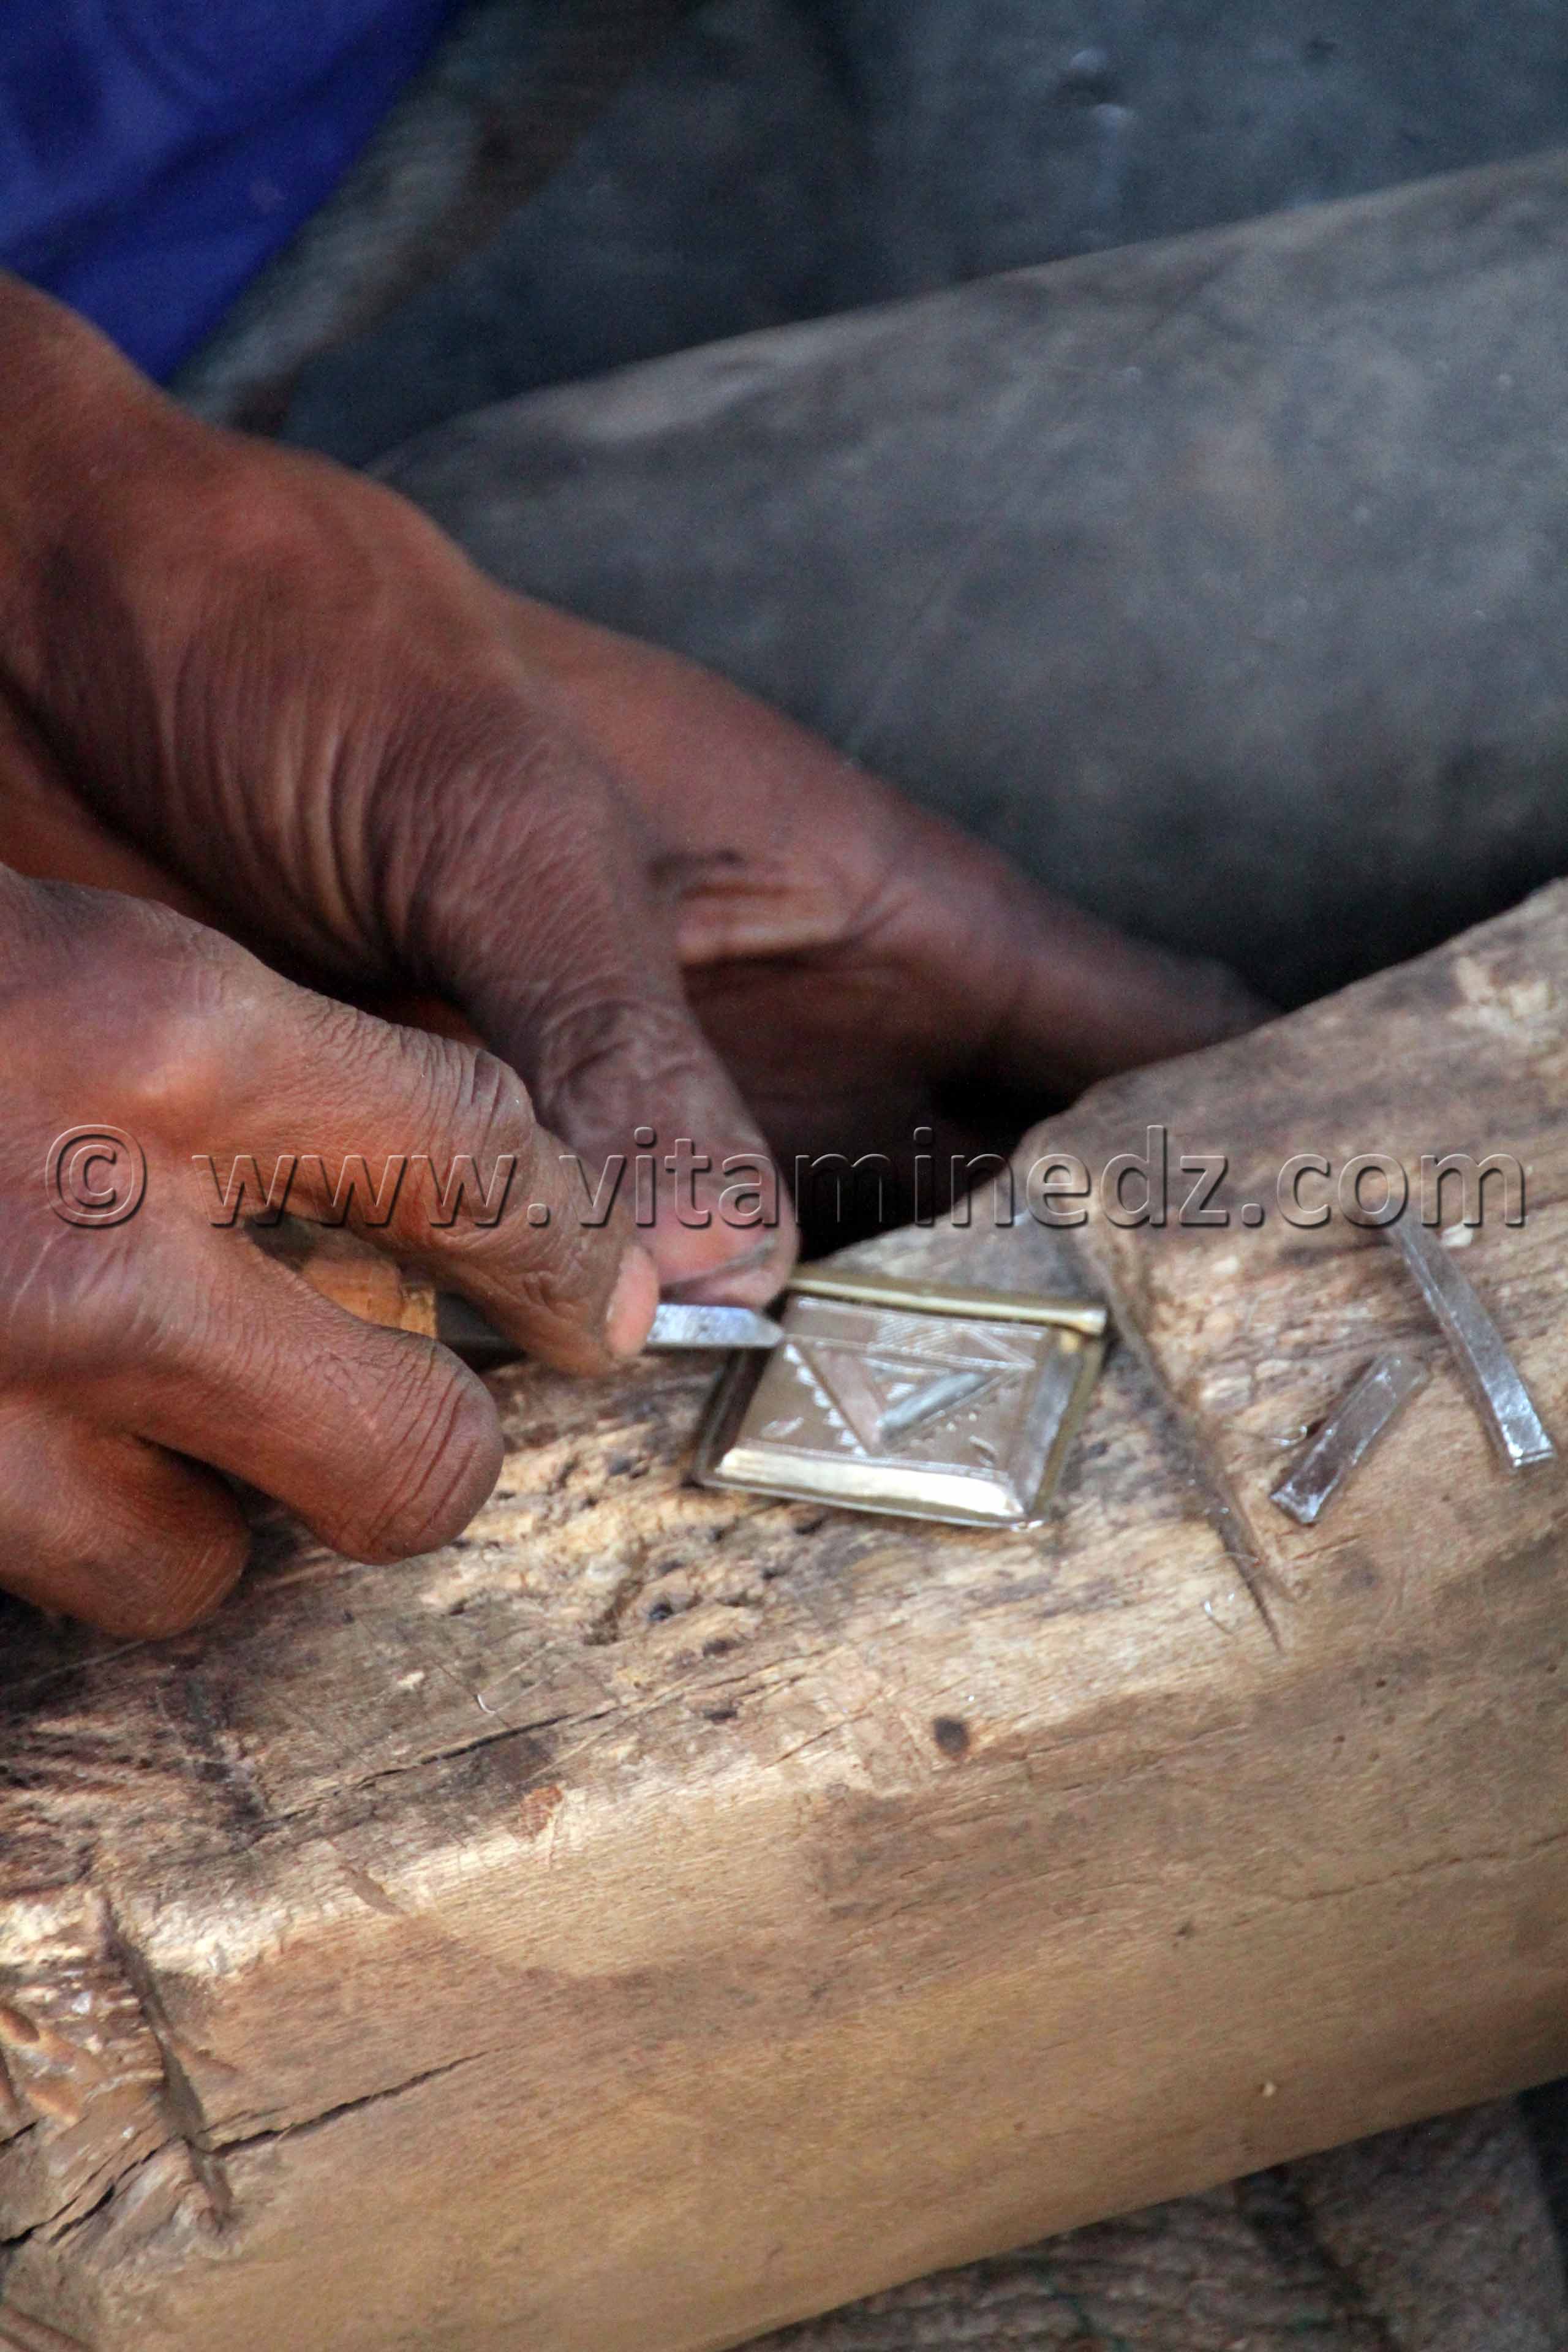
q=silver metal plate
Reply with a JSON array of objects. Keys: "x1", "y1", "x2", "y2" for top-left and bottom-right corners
[{"x1": 695, "y1": 1274, "x2": 1106, "y2": 1528}]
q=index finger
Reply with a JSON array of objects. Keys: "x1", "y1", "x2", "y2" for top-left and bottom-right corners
[{"x1": 205, "y1": 987, "x2": 658, "y2": 1371}]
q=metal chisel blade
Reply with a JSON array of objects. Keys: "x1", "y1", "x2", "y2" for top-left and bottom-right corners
[
  {"x1": 437, "y1": 1292, "x2": 783, "y2": 1364},
  {"x1": 647, "y1": 1302, "x2": 784, "y2": 1351}
]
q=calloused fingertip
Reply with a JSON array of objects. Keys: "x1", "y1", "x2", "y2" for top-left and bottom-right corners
[{"x1": 605, "y1": 1243, "x2": 661, "y2": 1359}]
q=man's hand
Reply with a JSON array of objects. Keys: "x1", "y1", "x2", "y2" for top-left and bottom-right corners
[
  {"x1": 0, "y1": 872, "x2": 656, "y2": 1636},
  {"x1": 2, "y1": 274, "x2": 1257, "y2": 1263},
  {"x1": 0, "y1": 276, "x2": 1261, "y2": 1633},
  {"x1": 1, "y1": 276, "x2": 799, "y2": 1305},
  {"x1": 505, "y1": 604, "x2": 1264, "y2": 1225}
]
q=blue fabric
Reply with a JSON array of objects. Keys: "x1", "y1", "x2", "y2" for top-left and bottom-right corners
[{"x1": 0, "y1": 1, "x2": 458, "y2": 379}]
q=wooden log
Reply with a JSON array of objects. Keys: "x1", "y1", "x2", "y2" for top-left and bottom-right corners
[{"x1": 4, "y1": 885, "x2": 1568, "y2": 2351}]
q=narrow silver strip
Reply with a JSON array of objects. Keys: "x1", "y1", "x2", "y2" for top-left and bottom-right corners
[
  {"x1": 1385, "y1": 1218, "x2": 1555, "y2": 1470},
  {"x1": 647, "y1": 1302, "x2": 784, "y2": 1351},
  {"x1": 1271, "y1": 1352, "x2": 1429, "y2": 1527},
  {"x1": 787, "y1": 1268, "x2": 1108, "y2": 1337}
]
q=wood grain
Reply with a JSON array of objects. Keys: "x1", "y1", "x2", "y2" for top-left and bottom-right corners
[{"x1": 3, "y1": 888, "x2": 1568, "y2": 2350}]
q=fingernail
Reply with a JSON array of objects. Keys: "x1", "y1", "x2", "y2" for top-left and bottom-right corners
[
  {"x1": 659, "y1": 1236, "x2": 786, "y2": 1306},
  {"x1": 605, "y1": 1245, "x2": 660, "y2": 1359},
  {"x1": 644, "y1": 1166, "x2": 800, "y2": 1304}
]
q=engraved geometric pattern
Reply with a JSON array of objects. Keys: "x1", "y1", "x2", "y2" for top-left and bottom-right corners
[{"x1": 750, "y1": 1303, "x2": 1042, "y2": 1472}]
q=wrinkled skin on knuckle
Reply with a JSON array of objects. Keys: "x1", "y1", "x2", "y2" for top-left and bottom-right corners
[
  {"x1": 526, "y1": 775, "x2": 665, "y2": 986},
  {"x1": 0, "y1": 1226, "x2": 178, "y2": 1389},
  {"x1": 384, "y1": 713, "x2": 658, "y2": 1010},
  {"x1": 390, "y1": 1044, "x2": 554, "y2": 1270},
  {"x1": 518, "y1": 990, "x2": 756, "y2": 1196},
  {"x1": 442, "y1": 1041, "x2": 539, "y2": 1160},
  {"x1": 366, "y1": 668, "x2": 580, "y2": 938},
  {"x1": 244, "y1": 965, "x2": 392, "y2": 1075},
  {"x1": 347, "y1": 1348, "x2": 502, "y2": 1562},
  {"x1": 0, "y1": 880, "x2": 263, "y2": 1144},
  {"x1": 386, "y1": 1039, "x2": 546, "y2": 1261},
  {"x1": 30, "y1": 423, "x2": 555, "y2": 986},
  {"x1": 512, "y1": 1216, "x2": 615, "y2": 1333},
  {"x1": 294, "y1": 1003, "x2": 537, "y2": 1155}
]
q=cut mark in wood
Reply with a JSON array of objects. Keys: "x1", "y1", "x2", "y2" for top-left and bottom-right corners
[
  {"x1": 516, "y1": 1784, "x2": 566, "y2": 1843},
  {"x1": 1058, "y1": 1227, "x2": 1284, "y2": 1643},
  {"x1": 104, "y1": 1909, "x2": 235, "y2": 2230},
  {"x1": 0, "y1": 2045, "x2": 26, "y2": 2136},
  {"x1": 0, "y1": 2309, "x2": 94, "y2": 2351},
  {"x1": 14, "y1": 2078, "x2": 82, "y2": 2130}
]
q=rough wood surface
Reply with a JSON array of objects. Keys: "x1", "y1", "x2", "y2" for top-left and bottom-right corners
[{"x1": 4, "y1": 888, "x2": 1568, "y2": 2351}]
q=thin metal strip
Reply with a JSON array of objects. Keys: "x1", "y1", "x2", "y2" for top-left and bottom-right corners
[
  {"x1": 786, "y1": 1268, "x2": 1107, "y2": 1338},
  {"x1": 1271, "y1": 1351, "x2": 1429, "y2": 1527},
  {"x1": 1384, "y1": 1219, "x2": 1555, "y2": 1470},
  {"x1": 647, "y1": 1302, "x2": 784, "y2": 1351}
]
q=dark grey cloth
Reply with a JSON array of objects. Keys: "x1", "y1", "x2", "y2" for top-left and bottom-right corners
[
  {"x1": 377, "y1": 148, "x2": 1568, "y2": 1008},
  {"x1": 284, "y1": 0, "x2": 1568, "y2": 466},
  {"x1": 266, "y1": 0, "x2": 1568, "y2": 1013}
]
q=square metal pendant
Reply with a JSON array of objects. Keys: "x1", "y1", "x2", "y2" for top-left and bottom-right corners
[{"x1": 694, "y1": 1269, "x2": 1107, "y2": 1529}]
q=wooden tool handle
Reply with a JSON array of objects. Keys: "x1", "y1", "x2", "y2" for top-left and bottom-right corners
[{"x1": 258, "y1": 1217, "x2": 439, "y2": 1339}]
